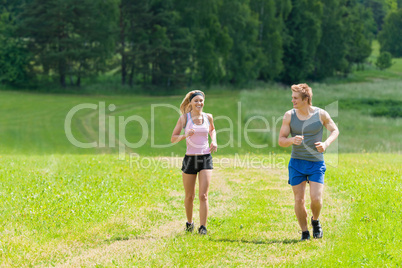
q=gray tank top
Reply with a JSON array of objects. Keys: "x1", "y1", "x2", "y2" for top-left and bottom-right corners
[{"x1": 290, "y1": 108, "x2": 324, "y2": 162}]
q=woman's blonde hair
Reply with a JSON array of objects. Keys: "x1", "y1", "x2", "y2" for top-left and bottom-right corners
[
  {"x1": 291, "y1": 83, "x2": 313, "y2": 105},
  {"x1": 180, "y1": 90, "x2": 205, "y2": 114}
]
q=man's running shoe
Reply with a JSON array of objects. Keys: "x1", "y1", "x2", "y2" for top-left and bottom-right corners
[
  {"x1": 301, "y1": 230, "x2": 310, "y2": 241},
  {"x1": 311, "y1": 217, "x2": 323, "y2": 238},
  {"x1": 198, "y1": 225, "x2": 207, "y2": 235},
  {"x1": 186, "y1": 222, "x2": 194, "y2": 233}
]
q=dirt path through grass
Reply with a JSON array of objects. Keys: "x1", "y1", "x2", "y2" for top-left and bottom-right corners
[
  {"x1": 51, "y1": 157, "x2": 234, "y2": 267},
  {"x1": 46, "y1": 157, "x2": 346, "y2": 267}
]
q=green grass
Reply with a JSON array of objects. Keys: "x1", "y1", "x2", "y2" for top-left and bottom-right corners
[
  {"x1": 1, "y1": 79, "x2": 401, "y2": 155},
  {"x1": 0, "y1": 90, "x2": 248, "y2": 156},
  {"x1": 239, "y1": 80, "x2": 402, "y2": 153},
  {"x1": 0, "y1": 154, "x2": 400, "y2": 266},
  {"x1": 0, "y1": 154, "x2": 183, "y2": 266},
  {"x1": 301, "y1": 154, "x2": 402, "y2": 267},
  {"x1": 370, "y1": 40, "x2": 381, "y2": 59},
  {"x1": 0, "y1": 68, "x2": 401, "y2": 265}
]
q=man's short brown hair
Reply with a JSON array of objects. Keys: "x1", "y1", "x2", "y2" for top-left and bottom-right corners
[{"x1": 291, "y1": 83, "x2": 313, "y2": 105}]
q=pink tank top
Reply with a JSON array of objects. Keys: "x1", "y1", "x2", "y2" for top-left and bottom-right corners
[{"x1": 184, "y1": 112, "x2": 210, "y2": 155}]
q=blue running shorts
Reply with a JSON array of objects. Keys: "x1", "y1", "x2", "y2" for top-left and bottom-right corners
[{"x1": 288, "y1": 158, "x2": 326, "y2": 186}]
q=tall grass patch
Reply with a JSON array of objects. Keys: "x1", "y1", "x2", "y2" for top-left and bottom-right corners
[
  {"x1": 239, "y1": 80, "x2": 402, "y2": 153},
  {"x1": 0, "y1": 154, "x2": 184, "y2": 266},
  {"x1": 301, "y1": 154, "x2": 402, "y2": 267}
]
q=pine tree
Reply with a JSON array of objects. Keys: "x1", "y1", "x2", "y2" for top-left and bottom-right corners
[
  {"x1": 0, "y1": 0, "x2": 32, "y2": 85},
  {"x1": 343, "y1": 0, "x2": 374, "y2": 72},
  {"x1": 375, "y1": 51, "x2": 393, "y2": 70},
  {"x1": 281, "y1": 0, "x2": 323, "y2": 84},
  {"x1": 175, "y1": 0, "x2": 232, "y2": 86},
  {"x1": 312, "y1": 0, "x2": 348, "y2": 79},
  {"x1": 119, "y1": 0, "x2": 152, "y2": 86},
  {"x1": 219, "y1": 0, "x2": 262, "y2": 84},
  {"x1": 120, "y1": 0, "x2": 194, "y2": 88},
  {"x1": 147, "y1": 0, "x2": 193, "y2": 87},
  {"x1": 17, "y1": 0, "x2": 117, "y2": 87},
  {"x1": 250, "y1": 0, "x2": 291, "y2": 81},
  {"x1": 379, "y1": 8, "x2": 402, "y2": 57},
  {"x1": 360, "y1": 0, "x2": 387, "y2": 34}
]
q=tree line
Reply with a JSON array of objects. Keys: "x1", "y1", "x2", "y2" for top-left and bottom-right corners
[{"x1": 0, "y1": 0, "x2": 401, "y2": 89}]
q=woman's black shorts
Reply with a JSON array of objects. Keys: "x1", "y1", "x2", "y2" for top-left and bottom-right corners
[{"x1": 181, "y1": 154, "x2": 213, "y2": 174}]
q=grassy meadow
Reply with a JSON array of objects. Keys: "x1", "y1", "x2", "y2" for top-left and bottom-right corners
[
  {"x1": 0, "y1": 154, "x2": 400, "y2": 266},
  {"x1": 1, "y1": 79, "x2": 401, "y2": 156},
  {"x1": 0, "y1": 59, "x2": 401, "y2": 266}
]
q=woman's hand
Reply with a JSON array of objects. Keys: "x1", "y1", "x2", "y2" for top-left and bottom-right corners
[
  {"x1": 210, "y1": 142, "x2": 218, "y2": 153},
  {"x1": 186, "y1": 129, "x2": 195, "y2": 138}
]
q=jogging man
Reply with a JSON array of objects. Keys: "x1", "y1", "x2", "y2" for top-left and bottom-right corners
[{"x1": 278, "y1": 83, "x2": 339, "y2": 241}]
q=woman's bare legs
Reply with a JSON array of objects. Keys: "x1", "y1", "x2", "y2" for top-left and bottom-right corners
[
  {"x1": 182, "y1": 172, "x2": 197, "y2": 223},
  {"x1": 198, "y1": 169, "x2": 212, "y2": 226}
]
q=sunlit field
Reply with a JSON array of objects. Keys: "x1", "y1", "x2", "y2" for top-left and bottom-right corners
[
  {"x1": 0, "y1": 154, "x2": 400, "y2": 266},
  {"x1": 0, "y1": 79, "x2": 401, "y2": 156},
  {"x1": 0, "y1": 77, "x2": 401, "y2": 266}
]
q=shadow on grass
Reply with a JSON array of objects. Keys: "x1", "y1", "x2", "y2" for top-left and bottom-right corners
[
  {"x1": 104, "y1": 236, "x2": 131, "y2": 243},
  {"x1": 105, "y1": 232, "x2": 191, "y2": 243},
  {"x1": 210, "y1": 238, "x2": 299, "y2": 245}
]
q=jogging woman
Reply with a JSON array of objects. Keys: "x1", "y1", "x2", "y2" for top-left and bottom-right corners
[{"x1": 171, "y1": 90, "x2": 217, "y2": 235}]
